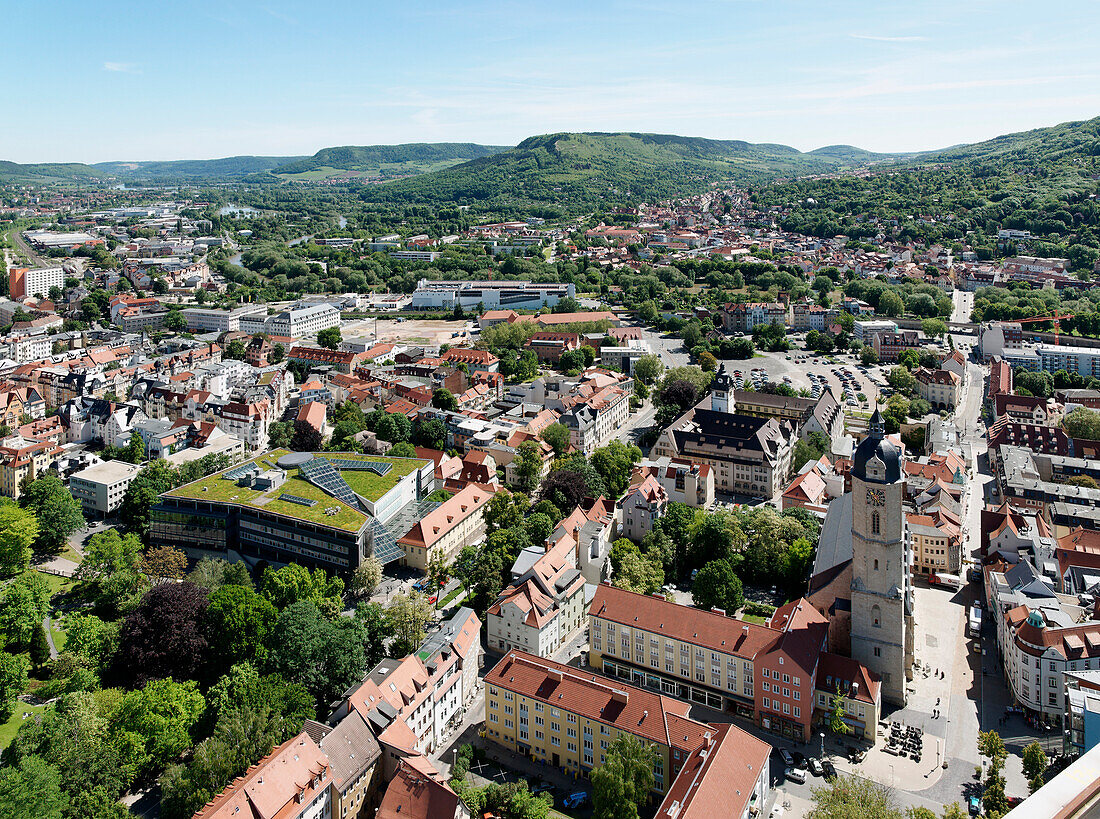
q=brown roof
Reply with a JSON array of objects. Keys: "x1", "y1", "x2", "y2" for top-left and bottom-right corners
[
  {"x1": 375, "y1": 758, "x2": 459, "y2": 819},
  {"x1": 398, "y1": 483, "x2": 494, "y2": 549},
  {"x1": 589, "y1": 584, "x2": 779, "y2": 661},
  {"x1": 194, "y1": 733, "x2": 331, "y2": 819},
  {"x1": 655, "y1": 723, "x2": 770, "y2": 819},
  {"x1": 486, "y1": 650, "x2": 707, "y2": 752}
]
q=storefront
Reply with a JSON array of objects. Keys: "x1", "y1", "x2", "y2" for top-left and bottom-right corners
[{"x1": 601, "y1": 658, "x2": 753, "y2": 717}]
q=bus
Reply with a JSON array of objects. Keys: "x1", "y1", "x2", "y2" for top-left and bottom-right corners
[{"x1": 968, "y1": 605, "x2": 983, "y2": 639}]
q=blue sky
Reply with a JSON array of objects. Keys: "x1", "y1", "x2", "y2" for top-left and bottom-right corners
[{"x1": 6, "y1": 0, "x2": 1100, "y2": 163}]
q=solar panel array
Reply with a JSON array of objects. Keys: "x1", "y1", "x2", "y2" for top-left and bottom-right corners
[
  {"x1": 370, "y1": 518, "x2": 404, "y2": 564},
  {"x1": 278, "y1": 493, "x2": 317, "y2": 507},
  {"x1": 298, "y1": 458, "x2": 359, "y2": 507},
  {"x1": 326, "y1": 458, "x2": 393, "y2": 476},
  {"x1": 223, "y1": 463, "x2": 259, "y2": 481}
]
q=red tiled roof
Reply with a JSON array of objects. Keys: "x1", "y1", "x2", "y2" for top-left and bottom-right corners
[
  {"x1": 655, "y1": 723, "x2": 769, "y2": 819},
  {"x1": 486, "y1": 650, "x2": 705, "y2": 752}
]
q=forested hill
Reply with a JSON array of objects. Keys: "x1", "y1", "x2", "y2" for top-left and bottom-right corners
[
  {"x1": 0, "y1": 160, "x2": 107, "y2": 185},
  {"x1": 752, "y1": 115, "x2": 1100, "y2": 267},
  {"x1": 349, "y1": 131, "x2": 905, "y2": 214},
  {"x1": 93, "y1": 156, "x2": 305, "y2": 181},
  {"x1": 269, "y1": 143, "x2": 508, "y2": 181}
]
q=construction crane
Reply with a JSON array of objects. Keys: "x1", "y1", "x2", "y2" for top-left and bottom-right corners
[{"x1": 1013, "y1": 312, "x2": 1075, "y2": 346}]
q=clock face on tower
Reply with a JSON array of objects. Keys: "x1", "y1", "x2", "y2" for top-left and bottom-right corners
[{"x1": 866, "y1": 488, "x2": 886, "y2": 507}]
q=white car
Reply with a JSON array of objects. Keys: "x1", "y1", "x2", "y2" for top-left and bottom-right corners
[{"x1": 786, "y1": 767, "x2": 807, "y2": 784}]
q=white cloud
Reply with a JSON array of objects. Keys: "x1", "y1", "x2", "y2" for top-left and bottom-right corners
[
  {"x1": 849, "y1": 34, "x2": 927, "y2": 42},
  {"x1": 102, "y1": 62, "x2": 139, "y2": 73}
]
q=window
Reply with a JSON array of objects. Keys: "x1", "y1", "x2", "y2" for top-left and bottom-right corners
[
  {"x1": 793, "y1": 690, "x2": 800, "y2": 701},
  {"x1": 1049, "y1": 693, "x2": 1057, "y2": 705},
  {"x1": 763, "y1": 681, "x2": 771, "y2": 692},
  {"x1": 551, "y1": 722, "x2": 560, "y2": 733},
  {"x1": 489, "y1": 713, "x2": 498, "y2": 723},
  {"x1": 534, "y1": 702, "x2": 543, "y2": 712},
  {"x1": 872, "y1": 605, "x2": 881, "y2": 628},
  {"x1": 568, "y1": 742, "x2": 577, "y2": 752},
  {"x1": 873, "y1": 647, "x2": 881, "y2": 657},
  {"x1": 567, "y1": 714, "x2": 577, "y2": 723},
  {"x1": 873, "y1": 558, "x2": 879, "y2": 571},
  {"x1": 551, "y1": 736, "x2": 560, "y2": 746},
  {"x1": 489, "y1": 700, "x2": 498, "y2": 710},
  {"x1": 782, "y1": 674, "x2": 790, "y2": 684},
  {"x1": 793, "y1": 706, "x2": 801, "y2": 718},
  {"x1": 871, "y1": 512, "x2": 880, "y2": 535}
]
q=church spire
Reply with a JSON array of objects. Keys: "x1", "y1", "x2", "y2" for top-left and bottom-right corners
[{"x1": 869, "y1": 407, "x2": 884, "y2": 438}]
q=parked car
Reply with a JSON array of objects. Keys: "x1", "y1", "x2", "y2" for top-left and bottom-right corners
[
  {"x1": 562, "y1": 792, "x2": 589, "y2": 809},
  {"x1": 785, "y1": 767, "x2": 807, "y2": 784},
  {"x1": 822, "y1": 760, "x2": 837, "y2": 779},
  {"x1": 779, "y1": 749, "x2": 795, "y2": 767},
  {"x1": 809, "y1": 758, "x2": 824, "y2": 776},
  {"x1": 792, "y1": 751, "x2": 808, "y2": 769},
  {"x1": 968, "y1": 796, "x2": 981, "y2": 816}
]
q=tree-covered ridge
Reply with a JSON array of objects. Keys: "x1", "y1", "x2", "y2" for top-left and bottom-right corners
[
  {"x1": 0, "y1": 161, "x2": 107, "y2": 185},
  {"x1": 349, "y1": 131, "x2": 904, "y2": 213},
  {"x1": 271, "y1": 142, "x2": 507, "y2": 180},
  {"x1": 752, "y1": 116, "x2": 1100, "y2": 261},
  {"x1": 93, "y1": 156, "x2": 306, "y2": 181}
]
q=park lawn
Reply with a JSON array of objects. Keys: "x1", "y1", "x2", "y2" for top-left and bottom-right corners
[
  {"x1": 741, "y1": 614, "x2": 768, "y2": 625},
  {"x1": 0, "y1": 701, "x2": 46, "y2": 749},
  {"x1": 36, "y1": 571, "x2": 74, "y2": 599}
]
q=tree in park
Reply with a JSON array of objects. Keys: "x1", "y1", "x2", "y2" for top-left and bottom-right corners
[
  {"x1": 612, "y1": 543, "x2": 663, "y2": 595},
  {"x1": 432, "y1": 387, "x2": 459, "y2": 411},
  {"x1": 268, "y1": 420, "x2": 293, "y2": 449},
  {"x1": 29, "y1": 622, "x2": 50, "y2": 670},
  {"x1": 1064, "y1": 407, "x2": 1100, "y2": 440},
  {"x1": 290, "y1": 418, "x2": 324, "y2": 452},
  {"x1": 186, "y1": 557, "x2": 253, "y2": 591},
  {"x1": 204, "y1": 584, "x2": 278, "y2": 671},
  {"x1": 691, "y1": 559, "x2": 744, "y2": 613},
  {"x1": 524, "y1": 512, "x2": 554, "y2": 546},
  {"x1": 1023, "y1": 740, "x2": 1047, "y2": 794},
  {"x1": 415, "y1": 418, "x2": 446, "y2": 450},
  {"x1": 0, "y1": 571, "x2": 51, "y2": 650},
  {"x1": 0, "y1": 499, "x2": 38, "y2": 576},
  {"x1": 878, "y1": 290, "x2": 904, "y2": 318},
  {"x1": 268, "y1": 601, "x2": 377, "y2": 705},
  {"x1": 0, "y1": 754, "x2": 67, "y2": 819},
  {"x1": 258, "y1": 563, "x2": 344, "y2": 616},
  {"x1": 697, "y1": 350, "x2": 717, "y2": 372},
  {"x1": 119, "y1": 460, "x2": 178, "y2": 535},
  {"x1": 807, "y1": 775, "x2": 903, "y2": 819},
  {"x1": 110, "y1": 677, "x2": 205, "y2": 782},
  {"x1": 539, "y1": 422, "x2": 571, "y2": 456},
  {"x1": 539, "y1": 469, "x2": 588, "y2": 512},
  {"x1": 113, "y1": 582, "x2": 210, "y2": 686},
  {"x1": 350, "y1": 556, "x2": 383, "y2": 599},
  {"x1": 590, "y1": 440, "x2": 642, "y2": 498},
  {"x1": 513, "y1": 440, "x2": 544, "y2": 493},
  {"x1": 886, "y1": 366, "x2": 916, "y2": 392},
  {"x1": 317, "y1": 326, "x2": 342, "y2": 350},
  {"x1": 164, "y1": 310, "x2": 186, "y2": 332},
  {"x1": 386, "y1": 590, "x2": 435, "y2": 656},
  {"x1": 0, "y1": 652, "x2": 29, "y2": 720},
  {"x1": 658, "y1": 379, "x2": 699, "y2": 413},
  {"x1": 19, "y1": 475, "x2": 84, "y2": 554},
  {"x1": 224, "y1": 338, "x2": 246, "y2": 360},
  {"x1": 137, "y1": 544, "x2": 188, "y2": 584},
  {"x1": 632, "y1": 353, "x2": 663, "y2": 386},
  {"x1": 591, "y1": 733, "x2": 658, "y2": 819},
  {"x1": 860, "y1": 345, "x2": 879, "y2": 365}
]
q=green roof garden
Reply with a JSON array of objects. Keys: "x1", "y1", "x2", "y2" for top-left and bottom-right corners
[{"x1": 162, "y1": 450, "x2": 429, "y2": 532}]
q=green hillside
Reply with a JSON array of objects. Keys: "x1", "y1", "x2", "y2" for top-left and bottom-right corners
[
  {"x1": 94, "y1": 155, "x2": 305, "y2": 181},
  {"x1": 808, "y1": 144, "x2": 915, "y2": 163},
  {"x1": 351, "y1": 131, "x2": 895, "y2": 212},
  {"x1": 0, "y1": 160, "x2": 105, "y2": 185},
  {"x1": 754, "y1": 115, "x2": 1100, "y2": 265},
  {"x1": 272, "y1": 143, "x2": 507, "y2": 181}
]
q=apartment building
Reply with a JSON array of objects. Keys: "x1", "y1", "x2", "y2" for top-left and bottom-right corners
[
  {"x1": 0, "y1": 436, "x2": 63, "y2": 499},
  {"x1": 588, "y1": 584, "x2": 881, "y2": 742},
  {"x1": 1038, "y1": 345, "x2": 1100, "y2": 379},
  {"x1": 619, "y1": 472, "x2": 668, "y2": 543},
  {"x1": 907, "y1": 509, "x2": 962, "y2": 577},
  {"x1": 872, "y1": 330, "x2": 923, "y2": 362},
  {"x1": 181, "y1": 306, "x2": 266, "y2": 333},
  {"x1": 853, "y1": 319, "x2": 898, "y2": 342},
  {"x1": 629, "y1": 458, "x2": 714, "y2": 508},
  {"x1": 486, "y1": 535, "x2": 585, "y2": 657},
  {"x1": 720, "y1": 302, "x2": 787, "y2": 334},
  {"x1": 560, "y1": 384, "x2": 630, "y2": 456},
  {"x1": 303, "y1": 711, "x2": 383, "y2": 819},
  {"x1": 915, "y1": 367, "x2": 961, "y2": 410},
  {"x1": 8, "y1": 266, "x2": 64, "y2": 300},
  {"x1": 397, "y1": 483, "x2": 494, "y2": 571},
  {"x1": 1064, "y1": 669, "x2": 1100, "y2": 757},
  {"x1": 288, "y1": 345, "x2": 363, "y2": 375},
  {"x1": 195, "y1": 732, "x2": 333, "y2": 819},
  {"x1": 336, "y1": 608, "x2": 482, "y2": 755},
  {"x1": 263, "y1": 303, "x2": 341, "y2": 337},
  {"x1": 484, "y1": 650, "x2": 711, "y2": 794},
  {"x1": 69, "y1": 459, "x2": 142, "y2": 517}
]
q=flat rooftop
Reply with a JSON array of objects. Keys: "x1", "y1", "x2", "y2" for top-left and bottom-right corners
[{"x1": 163, "y1": 450, "x2": 427, "y2": 532}]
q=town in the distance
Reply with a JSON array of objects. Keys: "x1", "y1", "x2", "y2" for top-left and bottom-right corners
[{"x1": 2, "y1": 123, "x2": 1100, "y2": 819}]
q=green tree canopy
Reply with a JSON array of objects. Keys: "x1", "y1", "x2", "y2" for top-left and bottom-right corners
[
  {"x1": 19, "y1": 475, "x2": 84, "y2": 554},
  {"x1": 591, "y1": 733, "x2": 658, "y2": 819}
]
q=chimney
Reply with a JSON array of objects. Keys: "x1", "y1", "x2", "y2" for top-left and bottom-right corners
[
  {"x1": 610, "y1": 690, "x2": 628, "y2": 704},
  {"x1": 548, "y1": 669, "x2": 563, "y2": 682},
  {"x1": 711, "y1": 607, "x2": 726, "y2": 616}
]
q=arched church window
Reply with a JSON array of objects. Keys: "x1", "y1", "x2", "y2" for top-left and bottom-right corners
[
  {"x1": 872, "y1": 604, "x2": 881, "y2": 627},
  {"x1": 871, "y1": 511, "x2": 880, "y2": 535}
]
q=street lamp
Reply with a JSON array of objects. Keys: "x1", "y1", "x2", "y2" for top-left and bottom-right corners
[{"x1": 820, "y1": 732, "x2": 825, "y2": 758}]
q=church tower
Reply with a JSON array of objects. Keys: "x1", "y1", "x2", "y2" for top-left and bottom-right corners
[
  {"x1": 711, "y1": 363, "x2": 734, "y2": 414},
  {"x1": 849, "y1": 408, "x2": 913, "y2": 705}
]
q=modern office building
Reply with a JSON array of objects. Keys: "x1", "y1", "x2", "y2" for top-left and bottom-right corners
[
  {"x1": 151, "y1": 450, "x2": 435, "y2": 573},
  {"x1": 69, "y1": 459, "x2": 143, "y2": 517},
  {"x1": 409, "y1": 279, "x2": 575, "y2": 311},
  {"x1": 239, "y1": 303, "x2": 341, "y2": 337},
  {"x1": 1038, "y1": 345, "x2": 1100, "y2": 379}
]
